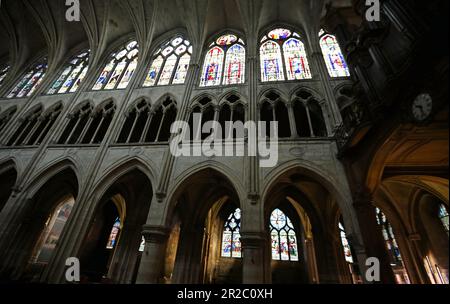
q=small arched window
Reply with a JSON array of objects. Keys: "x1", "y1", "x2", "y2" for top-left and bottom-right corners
[
  {"x1": 58, "y1": 102, "x2": 94, "y2": 145},
  {"x1": 319, "y1": 29, "x2": 350, "y2": 78},
  {"x1": 0, "y1": 64, "x2": 10, "y2": 88},
  {"x1": 200, "y1": 34, "x2": 246, "y2": 87},
  {"x1": 80, "y1": 101, "x2": 116, "y2": 144},
  {"x1": 30, "y1": 197, "x2": 75, "y2": 264},
  {"x1": 7, "y1": 103, "x2": 63, "y2": 146},
  {"x1": 0, "y1": 106, "x2": 17, "y2": 134},
  {"x1": 106, "y1": 217, "x2": 121, "y2": 249},
  {"x1": 260, "y1": 28, "x2": 311, "y2": 82},
  {"x1": 219, "y1": 95, "x2": 246, "y2": 140},
  {"x1": 375, "y1": 208, "x2": 410, "y2": 284},
  {"x1": 93, "y1": 41, "x2": 139, "y2": 90},
  {"x1": 118, "y1": 97, "x2": 177, "y2": 144},
  {"x1": 438, "y1": 204, "x2": 449, "y2": 234},
  {"x1": 188, "y1": 95, "x2": 246, "y2": 141},
  {"x1": 7, "y1": 59, "x2": 48, "y2": 98},
  {"x1": 293, "y1": 90, "x2": 327, "y2": 137},
  {"x1": 144, "y1": 36, "x2": 192, "y2": 87},
  {"x1": 270, "y1": 209, "x2": 299, "y2": 261},
  {"x1": 221, "y1": 208, "x2": 242, "y2": 258},
  {"x1": 339, "y1": 222, "x2": 354, "y2": 264},
  {"x1": 259, "y1": 92, "x2": 291, "y2": 139},
  {"x1": 48, "y1": 50, "x2": 90, "y2": 94}
]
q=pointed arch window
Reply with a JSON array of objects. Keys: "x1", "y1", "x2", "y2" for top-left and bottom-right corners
[
  {"x1": 260, "y1": 28, "x2": 311, "y2": 82},
  {"x1": 0, "y1": 106, "x2": 17, "y2": 133},
  {"x1": 339, "y1": 222, "x2": 354, "y2": 264},
  {"x1": 7, "y1": 59, "x2": 48, "y2": 98},
  {"x1": 57, "y1": 101, "x2": 116, "y2": 145},
  {"x1": 58, "y1": 102, "x2": 93, "y2": 145},
  {"x1": 319, "y1": 29, "x2": 350, "y2": 78},
  {"x1": 144, "y1": 36, "x2": 192, "y2": 87},
  {"x1": 375, "y1": 208, "x2": 410, "y2": 284},
  {"x1": 188, "y1": 95, "x2": 246, "y2": 141},
  {"x1": 259, "y1": 91, "x2": 291, "y2": 139},
  {"x1": 48, "y1": 50, "x2": 90, "y2": 94},
  {"x1": 0, "y1": 64, "x2": 10, "y2": 87},
  {"x1": 117, "y1": 97, "x2": 177, "y2": 144},
  {"x1": 221, "y1": 208, "x2": 242, "y2": 258},
  {"x1": 438, "y1": 204, "x2": 449, "y2": 234},
  {"x1": 93, "y1": 41, "x2": 139, "y2": 91},
  {"x1": 31, "y1": 197, "x2": 75, "y2": 264},
  {"x1": 7, "y1": 103, "x2": 63, "y2": 147},
  {"x1": 106, "y1": 217, "x2": 121, "y2": 249},
  {"x1": 270, "y1": 209, "x2": 299, "y2": 261},
  {"x1": 200, "y1": 34, "x2": 246, "y2": 87}
]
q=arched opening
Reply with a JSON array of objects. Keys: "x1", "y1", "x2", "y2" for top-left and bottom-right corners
[
  {"x1": 264, "y1": 167, "x2": 359, "y2": 284},
  {"x1": 165, "y1": 168, "x2": 242, "y2": 284},
  {"x1": 0, "y1": 163, "x2": 17, "y2": 213},
  {"x1": 259, "y1": 91, "x2": 291, "y2": 138},
  {"x1": 78, "y1": 168, "x2": 152, "y2": 283},
  {"x1": 11, "y1": 167, "x2": 78, "y2": 282},
  {"x1": 415, "y1": 191, "x2": 449, "y2": 284},
  {"x1": 372, "y1": 175, "x2": 449, "y2": 284}
]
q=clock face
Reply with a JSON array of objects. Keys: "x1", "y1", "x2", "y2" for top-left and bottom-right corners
[{"x1": 412, "y1": 93, "x2": 433, "y2": 121}]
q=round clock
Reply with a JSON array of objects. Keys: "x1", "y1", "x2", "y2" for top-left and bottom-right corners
[{"x1": 412, "y1": 93, "x2": 433, "y2": 122}]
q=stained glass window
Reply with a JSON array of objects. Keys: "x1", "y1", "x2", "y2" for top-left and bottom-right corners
[
  {"x1": 106, "y1": 217, "x2": 121, "y2": 249},
  {"x1": 283, "y1": 38, "x2": 312, "y2": 80},
  {"x1": 319, "y1": 30, "x2": 350, "y2": 78},
  {"x1": 144, "y1": 36, "x2": 192, "y2": 87},
  {"x1": 0, "y1": 65, "x2": 10, "y2": 87},
  {"x1": 260, "y1": 28, "x2": 312, "y2": 82},
  {"x1": 339, "y1": 222, "x2": 354, "y2": 264},
  {"x1": 31, "y1": 197, "x2": 75, "y2": 264},
  {"x1": 48, "y1": 51, "x2": 90, "y2": 94},
  {"x1": 221, "y1": 208, "x2": 242, "y2": 258},
  {"x1": 270, "y1": 209, "x2": 299, "y2": 261},
  {"x1": 376, "y1": 208, "x2": 410, "y2": 284},
  {"x1": 93, "y1": 41, "x2": 139, "y2": 90},
  {"x1": 200, "y1": 34, "x2": 245, "y2": 87},
  {"x1": 439, "y1": 204, "x2": 449, "y2": 234},
  {"x1": 7, "y1": 59, "x2": 48, "y2": 98}
]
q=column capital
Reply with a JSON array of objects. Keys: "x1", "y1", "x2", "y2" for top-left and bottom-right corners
[
  {"x1": 155, "y1": 191, "x2": 166, "y2": 203},
  {"x1": 353, "y1": 185, "x2": 375, "y2": 210},
  {"x1": 11, "y1": 185, "x2": 22, "y2": 197},
  {"x1": 141, "y1": 225, "x2": 170, "y2": 243},
  {"x1": 240, "y1": 232, "x2": 268, "y2": 248},
  {"x1": 247, "y1": 192, "x2": 260, "y2": 205}
]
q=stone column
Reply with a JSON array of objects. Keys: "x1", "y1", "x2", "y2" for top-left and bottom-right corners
[
  {"x1": 172, "y1": 226, "x2": 205, "y2": 284},
  {"x1": 135, "y1": 225, "x2": 170, "y2": 284},
  {"x1": 353, "y1": 189, "x2": 396, "y2": 283},
  {"x1": 241, "y1": 232, "x2": 270, "y2": 284},
  {"x1": 305, "y1": 238, "x2": 319, "y2": 283},
  {"x1": 311, "y1": 50, "x2": 343, "y2": 133}
]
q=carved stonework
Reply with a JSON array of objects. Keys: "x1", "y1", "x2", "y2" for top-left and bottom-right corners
[{"x1": 141, "y1": 225, "x2": 170, "y2": 244}]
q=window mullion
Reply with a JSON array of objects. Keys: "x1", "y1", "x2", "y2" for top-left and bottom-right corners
[
  {"x1": 169, "y1": 55, "x2": 181, "y2": 85},
  {"x1": 140, "y1": 111, "x2": 154, "y2": 143},
  {"x1": 126, "y1": 111, "x2": 140, "y2": 143},
  {"x1": 102, "y1": 61, "x2": 119, "y2": 90},
  {"x1": 115, "y1": 60, "x2": 131, "y2": 89},
  {"x1": 155, "y1": 57, "x2": 168, "y2": 86}
]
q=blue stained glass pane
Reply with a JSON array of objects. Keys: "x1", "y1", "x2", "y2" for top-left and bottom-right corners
[
  {"x1": 320, "y1": 33, "x2": 350, "y2": 77},
  {"x1": 260, "y1": 41, "x2": 284, "y2": 82},
  {"x1": 221, "y1": 208, "x2": 242, "y2": 258}
]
